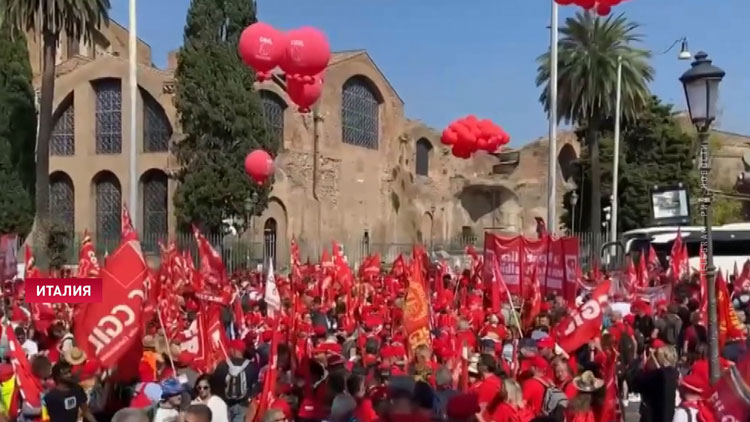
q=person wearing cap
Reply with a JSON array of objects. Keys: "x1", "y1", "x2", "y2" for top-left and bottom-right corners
[
  {"x1": 520, "y1": 355, "x2": 553, "y2": 416},
  {"x1": 153, "y1": 378, "x2": 183, "y2": 422},
  {"x1": 212, "y1": 339, "x2": 259, "y2": 422},
  {"x1": 673, "y1": 373, "x2": 710, "y2": 422}
]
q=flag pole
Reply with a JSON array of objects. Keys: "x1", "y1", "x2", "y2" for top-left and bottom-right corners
[
  {"x1": 547, "y1": 0, "x2": 559, "y2": 235},
  {"x1": 128, "y1": 0, "x2": 138, "y2": 229}
]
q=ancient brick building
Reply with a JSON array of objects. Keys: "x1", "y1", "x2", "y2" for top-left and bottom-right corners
[{"x1": 28, "y1": 21, "x2": 591, "y2": 266}]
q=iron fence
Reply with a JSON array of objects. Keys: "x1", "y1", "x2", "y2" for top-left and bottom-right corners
[{"x1": 18, "y1": 231, "x2": 613, "y2": 273}]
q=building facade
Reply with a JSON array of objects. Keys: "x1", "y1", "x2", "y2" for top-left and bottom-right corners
[{"x1": 29, "y1": 22, "x2": 589, "y2": 266}]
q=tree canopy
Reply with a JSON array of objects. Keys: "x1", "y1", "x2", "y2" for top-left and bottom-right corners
[
  {"x1": 537, "y1": 11, "x2": 653, "y2": 235},
  {"x1": 0, "y1": 23, "x2": 35, "y2": 235},
  {"x1": 563, "y1": 96, "x2": 698, "y2": 233},
  {"x1": 173, "y1": 0, "x2": 277, "y2": 234}
]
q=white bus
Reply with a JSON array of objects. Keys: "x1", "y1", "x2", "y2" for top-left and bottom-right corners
[{"x1": 619, "y1": 223, "x2": 750, "y2": 276}]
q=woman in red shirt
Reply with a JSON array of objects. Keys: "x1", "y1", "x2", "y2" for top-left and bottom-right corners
[{"x1": 486, "y1": 378, "x2": 533, "y2": 422}]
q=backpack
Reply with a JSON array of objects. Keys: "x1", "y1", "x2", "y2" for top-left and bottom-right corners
[
  {"x1": 224, "y1": 359, "x2": 250, "y2": 400},
  {"x1": 538, "y1": 378, "x2": 568, "y2": 421}
]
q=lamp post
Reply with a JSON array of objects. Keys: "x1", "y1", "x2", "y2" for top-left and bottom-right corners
[
  {"x1": 547, "y1": 0, "x2": 559, "y2": 235},
  {"x1": 610, "y1": 38, "x2": 692, "y2": 257},
  {"x1": 570, "y1": 191, "x2": 579, "y2": 235},
  {"x1": 679, "y1": 51, "x2": 725, "y2": 385},
  {"x1": 128, "y1": 0, "x2": 138, "y2": 228}
]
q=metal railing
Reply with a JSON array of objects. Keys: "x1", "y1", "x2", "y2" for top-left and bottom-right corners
[{"x1": 18, "y1": 231, "x2": 610, "y2": 273}]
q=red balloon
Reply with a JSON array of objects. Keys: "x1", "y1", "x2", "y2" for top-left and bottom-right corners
[
  {"x1": 441, "y1": 128, "x2": 458, "y2": 145},
  {"x1": 576, "y1": 0, "x2": 596, "y2": 8},
  {"x1": 555, "y1": 0, "x2": 575, "y2": 4},
  {"x1": 238, "y1": 23, "x2": 286, "y2": 82},
  {"x1": 286, "y1": 74, "x2": 323, "y2": 113},
  {"x1": 596, "y1": 3, "x2": 612, "y2": 15},
  {"x1": 245, "y1": 150, "x2": 275, "y2": 184},
  {"x1": 280, "y1": 27, "x2": 331, "y2": 82}
]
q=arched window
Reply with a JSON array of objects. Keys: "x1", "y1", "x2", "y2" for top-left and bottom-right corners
[
  {"x1": 260, "y1": 90, "x2": 285, "y2": 148},
  {"x1": 341, "y1": 76, "x2": 380, "y2": 149},
  {"x1": 142, "y1": 170, "x2": 168, "y2": 242},
  {"x1": 93, "y1": 79, "x2": 122, "y2": 154},
  {"x1": 94, "y1": 172, "x2": 121, "y2": 245},
  {"x1": 49, "y1": 172, "x2": 74, "y2": 232},
  {"x1": 415, "y1": 138, "x2": 433, "y2": 177},
  {"x1": 142, "y1": 89, "x2": 172, "y2": 152},
  {"x1": 51, "y1": 96, "x2": 75, "y2": 156}
]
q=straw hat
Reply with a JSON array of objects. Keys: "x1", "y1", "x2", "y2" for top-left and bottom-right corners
[
  {"x1": 64, "y1": 347, "x2": 87, "y2": 366},
  {"x1": 573, "y1": 371, "x2": 604, "y2": 392}
]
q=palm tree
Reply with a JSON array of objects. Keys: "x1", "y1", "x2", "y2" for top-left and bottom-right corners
[
  {"x1": 536, "y1": 11, "x2": 653, "y2": 238},
  {"x1": 1, "y1": 0, "x2": 109, "y2": 263}
]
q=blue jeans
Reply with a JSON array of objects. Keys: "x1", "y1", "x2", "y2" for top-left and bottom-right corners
[{"x1": 229, "y1": 403, "x2": 248, "y2": 422}]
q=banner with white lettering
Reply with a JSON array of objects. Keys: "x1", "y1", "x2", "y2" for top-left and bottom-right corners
[
  {"x1": 74, "y1": 239, "x2": 147, "y2": 368},
  {"x1": 709, "y1": 350, "x2": 750, "y2": 421},
  {"x1": 484, "y1": 233, "x2": 579, "y2": 302},
  {"x1": 554, "y1": 280, "x2": 611, "y2": 353},
  {"x1": 633, "y1": 284, "x2": 672, "y2": 305}
]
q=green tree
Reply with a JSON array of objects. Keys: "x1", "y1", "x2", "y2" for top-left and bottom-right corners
[
  {"x1": 173, "y1": 0, "x2": 276, "y2": 234},
  {"x1": 0, "y1": 23, "x2": 36, "y2": 203},
  {"x1": 562, "y1": 97, "x2": 698, "y2": 232},
  {"x1": 537, "y1": 12, "x2": 654, "y2": 235},
  {"x1": 0, "y1": 136, "x2": 32, "y2": 234},
  {"x1": 1, "y1": 0, "x2": 109, "y2": 266}
]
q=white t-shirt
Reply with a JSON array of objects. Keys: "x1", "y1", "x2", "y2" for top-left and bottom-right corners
[
  {"x1": 153, "y1": 407, "x2": 180, "y2": 422},
  {"x1": 193, "y1": 395, "x2": 229, "y2": 422},
  {"x1": 672, "y1": 406, "x2": 698, "y2": 422},
  {"x1": 22, "y1": 339, "x2": 38, "y2": 356}
]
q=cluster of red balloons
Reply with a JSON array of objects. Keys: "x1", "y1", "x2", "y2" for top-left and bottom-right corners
[
  {"x1": 555, "y1": 0, "x2": 629, "y2": 15},
  {"x1": 440, "y1": 116, "x2": 510, "y2": 159},
  {"x1": 244, "y1": 149, "x2": 275, "y2": 185},
  {"x1": 238, "y1": 23, "x2": 330, "y2": 112}
]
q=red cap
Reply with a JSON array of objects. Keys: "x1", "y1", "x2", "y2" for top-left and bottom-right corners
[
  {"x1": 313, "y1": 325, "x2": 327, "y2": 336},
  {"x1": 446, "y1": 393, "x2": 480, "y2": 419},
  {"x1": 680, "y1": 372, "x2": 708, "y2": 394},
  {"x1": 651, "y1": 339, "x2": 666, "y2": 349},
  {"x1": 229, "y1": 339, "x2": 246, "y2": 352},
  {"x1": 537, "y1": 337, "x2": 555, "y2": 350},
  {"x1": 178, "y1": 351, "x2": 194, "y2": 366},
  {"x1": 530, "y1": 355, "x2": 549, "y2": 371}
]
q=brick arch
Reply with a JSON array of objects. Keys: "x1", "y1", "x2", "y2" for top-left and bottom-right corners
[
  {"x1": 91, "y1": 170, "x2": 122, "y2": 248},
  {"x1": 51, "y1": 56, "x2": 176, "y2": 129},
  {"x1": 258, "y1": 196, "x2": 288, "y2": 268},
  {"x1": 49, "y1": 171, "x2": 75, "y2": 232}
]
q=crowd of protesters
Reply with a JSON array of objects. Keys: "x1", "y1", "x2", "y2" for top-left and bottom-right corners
[{"x1": 0, "y1": 240, "x2": 748, "y2": 422}]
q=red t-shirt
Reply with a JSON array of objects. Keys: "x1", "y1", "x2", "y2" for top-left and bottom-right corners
[
  {"x1": 521, "y1": 377, "x2": 549, "y2": 415},
  {"x1": 472, "y1": 374, "x2": 503, "y2": 406},
  {"x1": 354, "y1": 398, "x2": 378, "y2": 422}
]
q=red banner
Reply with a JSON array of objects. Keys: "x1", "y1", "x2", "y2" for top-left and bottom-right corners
[
  {"x1": 709, "y1": 357, "x2": 750, "y2": 421},
  {"x1": 180, "y1": 306, "x2": 227, "y2": 372},
  {"x1": 554, "y1": 280, "x2": 611, "y2": 353},
  {"x1": 484, "y1": 233, "x2": 579, "y2": 303},
  {"x1": 74, "y1": 239, "x2": 147, "y2": 368},
  {"x1": 633, "y1": 284, "x2": 672, "y2": 305}
]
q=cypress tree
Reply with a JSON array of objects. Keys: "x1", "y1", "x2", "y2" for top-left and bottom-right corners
[
  {"x1": 173, "y1": 0, "x2": 276, "y2": 234},
  {"x1": 0, "y1": 23, "x2": 36, "y2": 234}
]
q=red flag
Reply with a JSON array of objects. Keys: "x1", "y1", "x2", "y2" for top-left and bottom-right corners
[
  {"x1": 554, "y1": 280, "x2": 611, "y2": 353},
  {"x1": 24, "y1": 245, "x2": 40, "y2": 278},
  {"x1": 193, "y1": 226, "x2": 228, "y2": 289},
  {"x1": 717, "y1": 271, "x2": 746, "y2": 348},
  {"x1": 670, "y1": 229, "x2": 683, "y2": 279},
  {"x1": 256, "y1": 320, "x2": 280, "y2": 419},
  {"x1": 404, "y1": 256, "x2": 431, "y2": 352},
  {"x1": 598, "y1": 350, "x2": 623, "y2": 422},
  {"x1": 76, "y1": 231, "x2": 101, "y2": 278},
  {"x1": 637, "y1": 251, "x2": 649, "y2": 288},
  {"x1": 522, "y1": 266, "x2": 541, "y2": 331},
  {"x1": 121, "y1": 205, "x2": 138, "y2": 242},
  {"x1": 490, "y1": 253, "x2": 509, "y2": 313},
  {"x1": 708, "y1": 353, "x2": 750, "y2": 421},
  {"x1": 624, "y1": 256, "x2": 637, "y2": 296},
  {"x1": 6, "y1": 325, "x2": 44, "y2": 408},
  {"x1": 73, "y1": 238, "x2": 148, "y2": 368}
]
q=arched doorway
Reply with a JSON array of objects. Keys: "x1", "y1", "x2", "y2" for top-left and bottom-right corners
[{"x1": 264, "y1": 218, "x2": 277, "y2": 269}]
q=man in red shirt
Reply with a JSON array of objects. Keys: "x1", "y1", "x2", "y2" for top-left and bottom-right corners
[
  {"x1": 470, "y1": 355, "x2": 503, "y2": 408},
  {"x1": 521, "y1": 355, "x2": 552, "y2": 415}
]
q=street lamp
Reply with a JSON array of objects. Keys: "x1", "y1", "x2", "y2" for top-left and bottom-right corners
[
  {"x1": 610, "y1": 38, "x2": 692, "y2": 256},
  {"x1": 569, "y1": 190, "x2": 579, "y2": 235},
  {"x1": 680, "y1": 51, "x2": 725, "y2": 385}
]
